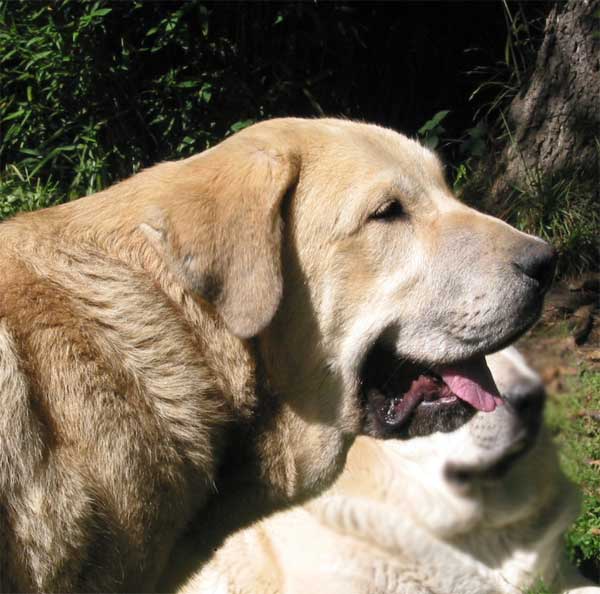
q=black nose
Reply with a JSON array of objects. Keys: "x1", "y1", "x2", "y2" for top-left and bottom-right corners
[
  {"x1": 513, "y1": 241, "x2": 557, "y2": 293},
  {"x1": 503, "y1": 383, "x2": 546, "y2": 434}
]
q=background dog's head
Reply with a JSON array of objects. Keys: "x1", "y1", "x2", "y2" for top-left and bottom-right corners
[
  {"x1": 333, "y1": 347, "x2": 577, "y2": 540},
  {"x1": 140, "y1": 118, "x2": 556, "y2": 498}
]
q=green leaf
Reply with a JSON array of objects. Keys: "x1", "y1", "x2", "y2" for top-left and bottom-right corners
[
  {"x1": 19, "y1": 148, "x2": 42, "y2": 157},
  {"x1": 2, "y1": 48, "x2": 17, "y2": 61},
  {"x1": 199, "y1": 82, "x2": 212, "y2": 103},
  {"x1": 423, "y1": 135, "x2": 439, "y2": 149},
  {"x1": 177, "y1": 80, "x2": 201, "y2": 88},
  {"x1": 92, "y1": 8, "x2": 112, "y2": 17},
  {"x1": 229, "y1": 119, "x2": 254, "y2": 133},
  {"x1": 2, "y1": 109, "x2": 25, "y2": 122},
  {"x1": 418, "y1": 110, "x2": 450, "y2": 135}
]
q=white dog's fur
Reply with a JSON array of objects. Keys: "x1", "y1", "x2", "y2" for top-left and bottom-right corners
[{"x1": 170, "y1": 347, "x2": 598, "y2": 594}]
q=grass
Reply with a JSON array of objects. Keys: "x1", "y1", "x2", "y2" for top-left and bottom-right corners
[
  {"x1": 519, "y1": 317, "x2": 600, "y2": 592},
  {"x1": 0, "y1": 165, "x2": 63, "y2": 220},
  {"x1": 525, "y1": 579, "x2": 553, "y2": 594},
  {"x1": 505, "y1": 171, "x2": 599, "y2": 278},
  {"x1": 546, "y1": 367, "x2": 600, "y2": 578}
]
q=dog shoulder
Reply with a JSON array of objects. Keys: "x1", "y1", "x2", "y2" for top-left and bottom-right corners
[{"x1": 0, "y1": 207, "x2": 256, "y2": 590}]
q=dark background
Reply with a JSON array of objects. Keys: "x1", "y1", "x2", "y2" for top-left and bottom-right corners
[{"x1": 0, "y1": 1, "x2": 550, "y2": 194}]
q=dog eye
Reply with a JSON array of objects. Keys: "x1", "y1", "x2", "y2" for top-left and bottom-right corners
[{"x1": 369, "y1": 199, "x2": 405, "y2": 222}]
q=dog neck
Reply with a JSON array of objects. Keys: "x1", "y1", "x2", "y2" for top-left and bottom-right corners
[{"x1": 304, "y1": 438, "x2": 579, "y2": 594}]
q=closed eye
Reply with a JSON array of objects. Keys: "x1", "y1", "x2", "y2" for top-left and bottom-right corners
[{"x1": 368, "y1": 199, "x2": 405, "y2": 222}]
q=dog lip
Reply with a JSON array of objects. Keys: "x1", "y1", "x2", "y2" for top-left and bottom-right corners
[
  {"x1": 484, "y1": 303, "x2": 543, "y2": 355},
  {"x1": 444, "y1": 433, "x2": 532, "y2": 489}
]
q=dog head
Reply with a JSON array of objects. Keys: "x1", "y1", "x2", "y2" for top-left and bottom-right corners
[
  {"x1": 141, "y1": 118, "x2": 556, "y2": 499},
  {"x1": 340, "y1": 347, "x2": 577, "y2": 539}
]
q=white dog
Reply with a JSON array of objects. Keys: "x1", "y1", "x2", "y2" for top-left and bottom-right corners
[{"x1": 166, "y1": 347, "x2": 598, "y2": 594}]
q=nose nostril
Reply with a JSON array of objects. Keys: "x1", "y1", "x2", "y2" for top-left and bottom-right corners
[
  {"x1": 516, "y1": 393, "x2": 544, "y2": 416},
  {"x1": 504, "y1": 386, "x2": 546, "y2": 430},
  {"x1": 513, "y1": 242, "x2": 557, "y2": 292},
  {"x1": 536, "y1": 252, "x2": 558, "y2": 292},
  {"x1": 504, "y1": 384, "x2": 546, "y2": 405}
]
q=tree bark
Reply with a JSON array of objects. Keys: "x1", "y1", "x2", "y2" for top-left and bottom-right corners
[{"x1": 489, "y1": 0, "x2": 600, "y2": 204}]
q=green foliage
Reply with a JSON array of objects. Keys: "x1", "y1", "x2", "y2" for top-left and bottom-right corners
[
  {"x1": 229, "y1": 119, "x2": 256, "y2": 134},
  {"x1": 1, "y1": 1, "x2": 117, "y2": 198},
  {"x1": 458, "y1": 158, "x2": 600, "y2": 277},
  {"x1": 417, "y1": 110, "x2": 450, "y2": 150},
  {"x1": 0, "y1": 165, "x2": 61, "y2": 219},
  {"x1": 449, "y1": 120, "x2": 490, "y2": 193},
  {"x1": 524, "y1": 578, "x2": 554, "y2": 594},
  {"x1": 469, "y1": 0, "x2": 541, "y2": 124},
  {"x1": 503, "y1": 163, "x2": 600, "y2": 277},
  {"x1": 458, "y1": 120, "x2": 488, "y2": 159},
  {"x1": 0, "y1": 1, "x2": 316, "y2": 199},
  {"x1": 6, "y1": 1, "x2": 431, "y2": 204},
  {"x1": 546, "y1": 370, "x2": 600, "y2": 574}
]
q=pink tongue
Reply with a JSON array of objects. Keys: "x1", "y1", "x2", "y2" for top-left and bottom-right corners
[{"x1": 437, "y1": 358, "x2": 503, "y2": 412}]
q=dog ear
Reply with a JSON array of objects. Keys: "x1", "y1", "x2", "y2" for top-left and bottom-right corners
[{"x1": 141, "y1": 132, "x2": 300, "y2": 339}]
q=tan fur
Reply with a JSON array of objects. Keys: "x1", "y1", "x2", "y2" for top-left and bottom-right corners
[{"x1": 0, "y1": 118, "x2": 552, "y2": 591}]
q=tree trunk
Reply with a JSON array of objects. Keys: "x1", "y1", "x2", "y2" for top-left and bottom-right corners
[{"x1": 489, "y1": 0, "x2": 600, "y2": 204}]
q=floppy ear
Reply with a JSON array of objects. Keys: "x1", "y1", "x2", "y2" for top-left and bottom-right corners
[{"x1": 141, "y1": 133, "x2": 300, "y2": 339}]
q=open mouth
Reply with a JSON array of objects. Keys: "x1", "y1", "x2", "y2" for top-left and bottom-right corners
[{"x1": 360, "y1": 343, "x2": 504, "y2": 439}]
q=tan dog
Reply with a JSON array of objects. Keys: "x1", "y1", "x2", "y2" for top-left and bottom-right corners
[
  {"x1": 173, "y1": 347, "x2": 598, "y2": 594},
  {"x1": 0, "y1": 118, "x2": 556, "y2": 591}
]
